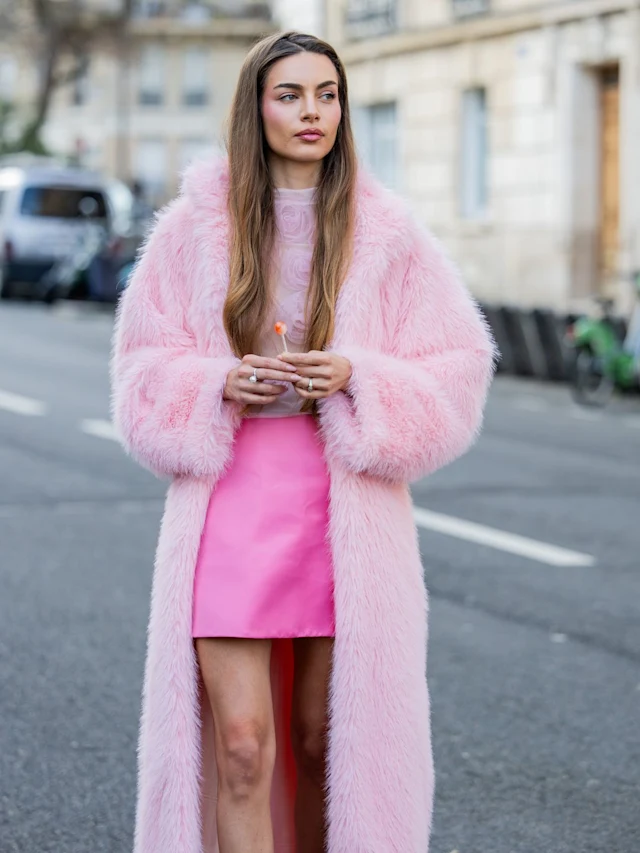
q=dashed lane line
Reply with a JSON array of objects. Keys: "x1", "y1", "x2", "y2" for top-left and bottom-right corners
[
  {"x1": 79, "y1": 419, "x2": 120, "y2": 442},
  {"x1": 413, "y1": 507, "x2": 596, "y2": 567},
  {"x1": 0, "y1": 388, "x2": 47, "y2": 416},
  {"x1": 77, "y1": 416, "x2": 596, "y2": 568}
]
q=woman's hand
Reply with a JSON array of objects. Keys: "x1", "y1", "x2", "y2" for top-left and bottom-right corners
[
  {"x1": 223, "y1": 354, "x2": 302, "y2": 406},
  {"x1": 277, "y1": 350, "x2": 353, "y2": 399}
]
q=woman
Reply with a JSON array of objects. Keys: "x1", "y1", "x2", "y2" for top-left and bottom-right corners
[{"x1": 110, "y1": 31, "x2": 496, "y2": 853}]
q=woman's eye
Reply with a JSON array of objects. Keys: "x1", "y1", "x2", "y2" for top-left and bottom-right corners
[
  {"x1": 320, "y1": 92, "x2": 336, "y2": 101},
  {"x1": 280, "y1": 94, "x2": 296, "y2": 102}
]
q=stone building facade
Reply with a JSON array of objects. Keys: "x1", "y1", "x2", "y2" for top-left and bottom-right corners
[
  {"x1": 0, "y1": 2, "x2": 275, "y2": 205},
  {"x1": 3, "y1": 1, "x2": 638, "y2": 311},
  {"x1": 271, "y1": 0, "x2": 324, "y2": 35},
  {"x1": 326, "y1": 0, "x2": 640, "y2": 312}
]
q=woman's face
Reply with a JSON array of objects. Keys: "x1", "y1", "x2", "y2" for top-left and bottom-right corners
[{"x1": 261, "y1": 52, "x2": 342, "y2": 166}]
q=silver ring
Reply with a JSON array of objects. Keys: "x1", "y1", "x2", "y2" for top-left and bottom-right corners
[
  {"x1": 307, "y1": 377, "x2": 313, "y2": 392},
  {"x1": 249, "y1": 368, "x2": 258, "y2": 383}
]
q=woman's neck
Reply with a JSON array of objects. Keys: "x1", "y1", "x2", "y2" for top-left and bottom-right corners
[{"x1": 268, "y1": 154, "x2": 321, "y2": 190}]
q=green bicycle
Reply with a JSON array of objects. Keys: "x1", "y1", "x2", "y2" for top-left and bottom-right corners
[{"x1": 565, "y1": 289, "x2": 640, "y2": 407}]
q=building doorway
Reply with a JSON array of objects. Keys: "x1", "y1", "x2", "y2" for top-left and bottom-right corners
[
  {"x1": 598, "y1": 65, "x2": 620, "y2": 295},
  {"x1": 570, "y1": 62, "x2": 621, "y2": 302}
]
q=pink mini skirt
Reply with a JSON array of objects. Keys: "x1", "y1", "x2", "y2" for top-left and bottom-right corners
[{"x1": 192, "y1": 414, "x2": 336, "y2": 638}]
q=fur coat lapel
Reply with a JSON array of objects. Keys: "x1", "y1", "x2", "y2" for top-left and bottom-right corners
[{"x1": 179, "y1": 155, "x2": 412, "y2": 354}]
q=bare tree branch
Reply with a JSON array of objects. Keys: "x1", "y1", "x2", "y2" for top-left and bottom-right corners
[
  {"x1": 53, "y1": 54, "x2": 90, "y2": 89},
  {"x1": 31, "y1": 0, "x2": 53, "y2": 28},
  {"x1": 0, "y1": 0, "x2": 135, "y2": 150}
]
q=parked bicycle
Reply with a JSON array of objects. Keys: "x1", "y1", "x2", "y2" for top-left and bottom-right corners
[{"x1": 565, "y1": 277, "x2": 640, "y2": 406}]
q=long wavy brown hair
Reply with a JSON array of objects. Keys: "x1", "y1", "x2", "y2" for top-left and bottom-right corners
[{"x1": 223, "y1": 31, "x2": 357, "y2": 414}]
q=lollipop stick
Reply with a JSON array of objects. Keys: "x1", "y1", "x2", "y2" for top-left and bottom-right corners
[{"x1": 274, "y1": 321, "x2": 289, "y2": 352}]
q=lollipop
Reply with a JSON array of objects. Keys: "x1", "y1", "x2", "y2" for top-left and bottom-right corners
[{"x1": 274, "y1": 320, "x2": 289, "y2": 352}]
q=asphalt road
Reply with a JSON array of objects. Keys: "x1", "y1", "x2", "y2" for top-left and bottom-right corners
[{"x1": 1, "y1": 301, "x2": 639, "y2": 853}]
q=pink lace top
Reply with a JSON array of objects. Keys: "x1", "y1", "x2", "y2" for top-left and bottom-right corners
[{"x1": 245, "y1": 185, "x2": 317, "y2": 419}]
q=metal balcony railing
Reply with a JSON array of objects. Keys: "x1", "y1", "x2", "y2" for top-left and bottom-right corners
[
  {"x1": 210, "y1": 1, "x2": 271, "y2": 18},
  {"x1": 132, "y1": 1, "x2": 172, "y2": 18},
  {"x1": 452, "y1": 0, "x2": 490, "y2": 19},
  {"x1": 345, "y1": 0, "x2": 397, "y2": 40},
  {"x1": 132, "y1": 1, "x2": 270, "y2": 20}
]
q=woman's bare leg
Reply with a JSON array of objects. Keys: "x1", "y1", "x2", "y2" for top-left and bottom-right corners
[
  {"x1": 290, "y1": 637, "x2": 334, "y2": 853},
  {"x1": 195, "y1": 637, "x2": 276, "y2": 853}
]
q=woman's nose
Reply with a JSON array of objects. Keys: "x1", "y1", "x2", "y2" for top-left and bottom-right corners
[{"x1": 301, "y1": 98, "x2": 319, "y2": 121}]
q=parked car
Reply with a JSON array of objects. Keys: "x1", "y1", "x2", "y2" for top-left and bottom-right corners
[{"x1": 0, "y1": 163, "x2": 138, "y2": 301}]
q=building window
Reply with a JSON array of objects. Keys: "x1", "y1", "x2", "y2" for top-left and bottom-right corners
[
  {"x1": 353, "y1": 102, "x2": 398, "y2": 190},
  {"x1": 180, "y1": 4, "x2": 212, "y2": 23},
  {"x1": 133, "y1": 0, "x2": 168, "y2": 18},
  {"x1": 134, "y1": 139, "x2": 167, "y2": 205},
  {"x1": 138, "y1": 45, "x2": 165, "y2": 106},
  {"x1": 452, "y1": 0, "x2": 490, "y2": 19},
  {"x1": 182, "y1": 48, "x2": 209, "y2": 107},
  {"x1": 460, "y1": 87, "x2": 488, "y2": 218},
  {"x1": 345, "y1": 0, "x2": 397, "y2": 40}
]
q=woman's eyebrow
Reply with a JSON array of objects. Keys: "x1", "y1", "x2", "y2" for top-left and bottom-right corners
[{"x1": 273, "y1": 80, "x2": 338, "y2": 91}]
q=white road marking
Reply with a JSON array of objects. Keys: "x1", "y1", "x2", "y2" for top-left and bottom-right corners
[
  {"x1": 79, "y1": 418, "x2": 120, "y2": 442},
  {"x1": 514, "y1": 396, "x2": 549, "y2": 412},
  {"x1": 413, "y1": 507, "x2": 596, "y2": 567},
  {"x1": 0, "y1": 388, "x2": 47, "y2": 416}
]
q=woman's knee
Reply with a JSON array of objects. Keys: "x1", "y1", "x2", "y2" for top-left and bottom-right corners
[
  {"x1": 291, "y1": 718, "x2": 329, "y2": 785},
  {"x1": 217, "y1": 716, "x2": 275, "y2": 799}
]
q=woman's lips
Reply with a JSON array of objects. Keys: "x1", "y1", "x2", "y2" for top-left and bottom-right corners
[{"x1": 295, "y1": 131, "x2": 324, "y2": 142}]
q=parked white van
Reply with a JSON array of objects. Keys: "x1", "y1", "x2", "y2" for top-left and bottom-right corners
[{"x1": 0, "y1": 163, "x2": 133, "y2": 299}]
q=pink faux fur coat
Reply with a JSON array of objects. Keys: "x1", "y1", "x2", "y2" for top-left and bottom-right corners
[{"x1": 110, "y1": 156, "x2": 496, "y2": 853}]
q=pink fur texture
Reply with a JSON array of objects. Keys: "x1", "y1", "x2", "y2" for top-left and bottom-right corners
[{"x1": 110, "y1": 156, "x2": 497, "y2": 853}]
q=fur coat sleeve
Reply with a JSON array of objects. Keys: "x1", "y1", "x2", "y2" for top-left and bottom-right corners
[
  {"x1": 319, "y1": 218, "x2": 498, "y2": 484},
  {"x1": 109, "y1": 197, "x2": 242, "y2": 479}
]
